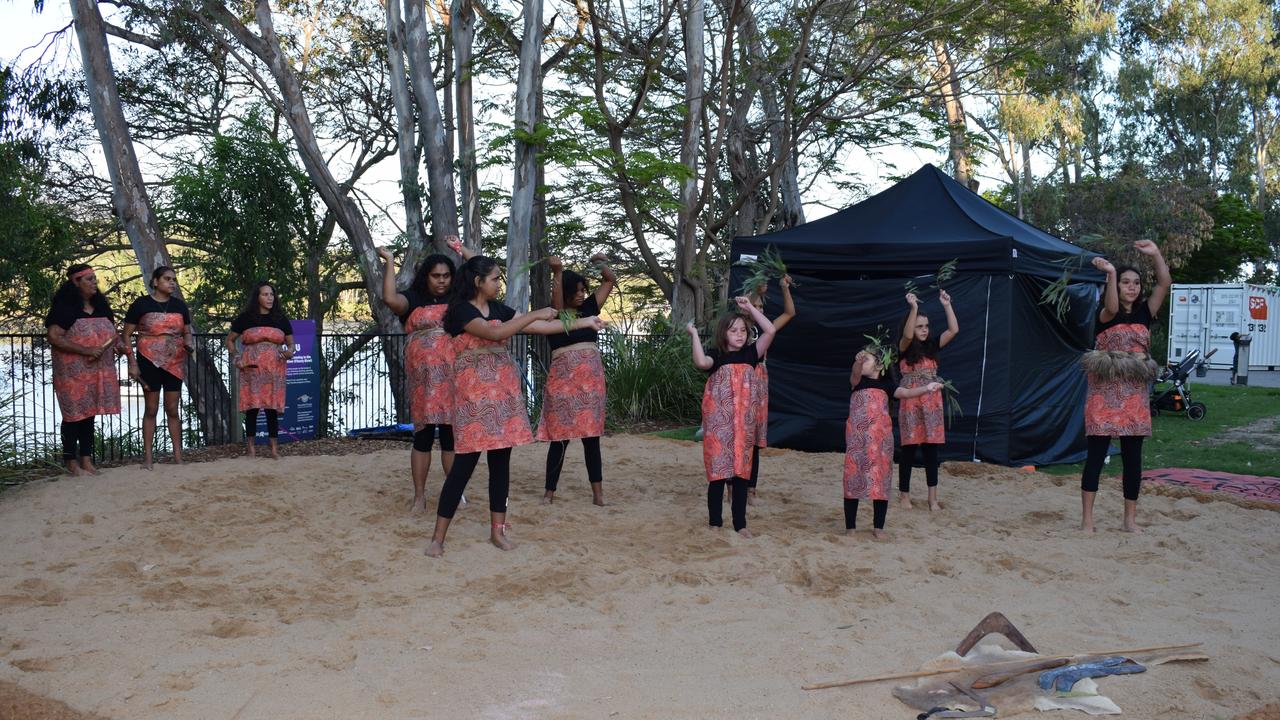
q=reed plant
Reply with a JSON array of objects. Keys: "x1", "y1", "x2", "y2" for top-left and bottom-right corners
[{"x1": 601, "y1": 328, "x2": 704, "y2": 428}]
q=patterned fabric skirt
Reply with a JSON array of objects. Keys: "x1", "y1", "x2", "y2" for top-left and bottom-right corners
[
  {"x1": 536, "y1": 343, "x2": 606, "y2": 441},
  {"x1": 52, "y1": 317, "x2": 121, "y2": 423},
  {"x1": 451, "y1": 347, "x2": 534, "y2": 454},
  {"x1": 753, "y1": 362, "x2": 768, "y2": 448},
  {"x1": 701, "y1": 364, "x2": 758, "y2": 482},
  {"x1": 238, "y1": 328, "x2": 286, "y2": 412},
  {"x1": 406, "y1": 329, "x2": 455, "y2": 428},
  {"x1": 1085, "y1": 374, "x2": 1152, "y2": 437},
  {"x1": 898, "y1": 371, "x2": 944, "y2": 445},
  {"x1": 843, "y1": 388, "x2": 893, "y2": 501}
]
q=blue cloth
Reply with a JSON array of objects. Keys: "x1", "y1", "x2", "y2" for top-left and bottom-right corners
[{"x1": 1038, "y1": 657, "x2": 1146, "y2": 693}]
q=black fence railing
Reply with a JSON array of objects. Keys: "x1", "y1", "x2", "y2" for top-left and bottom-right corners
[{"x1": 2, "y1": 331, "x2": 682, "y2": 476}]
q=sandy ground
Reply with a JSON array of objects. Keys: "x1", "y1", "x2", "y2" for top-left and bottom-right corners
[{"x1": 0, "y1": 434, "x2": 1277, "y2": 719}]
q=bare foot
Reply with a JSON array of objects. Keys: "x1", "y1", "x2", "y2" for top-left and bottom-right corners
[
  {"x1": 1080, "y1": 521, "x2": 1096, "y2": 533},
  {"x1": 592, "y1": 495, "x2": 608, "y2": 507},
  {"x1": 1121, "y1": 522, "x2": 1144, "y2": 534},
  {"x1": 844, "y1": 529, "x2": 857, "y2": 537},
  {"x1": 871, "y1": 528, "x2": 886, "y2": 541},
  {"x1": 424, "y1": 540, "x2": 445, "y2": 558},
  {"x1": 898, "y1": 494, "x2": 912, "y2": 509},
  {"x1": 79, "y1": 459, "x2": 99, "y2": 475},
  {"x1": 747, "y1": 491, "x2": 757, "y2": 506},
  {"x1": 408, "y1": 496, "x2": 427, "y2": 514},
  {"x1": 929, "y1": 501, "x2": 943, "y2": 512},
  {"x1": 269, "y1": 448, "x2": 280, "y2": 460},
  {"x1": 140, "y1": 460, "x2": 153, "y2": 471},
  {"x1": 65, "y1": 461, "x2": 83, "y2": 477},
  {"x1": 490, "y1": 529, "x2": 515, "y2": 551},
  {"x1": 736, "y1": 528, "x2": 753, "y2": 539},
  {"x1": 542, "y1": 491, "x2": 555, "y2": 505}
]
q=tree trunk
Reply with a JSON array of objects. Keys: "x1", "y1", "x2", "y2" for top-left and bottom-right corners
[
  {"x1": 387, "y1": 0, "x2": 429, "y2": 266},
  {"x1": 452, "y1": 0, "x2": 481, "y2": 249},
  {"x1": 403, "y1": 0, "x2": 461, "y2": 251},
  {"x1": 672, "y1": 0, "x2": 706, "y2": 325},
  {"x1": 72, "y1": 0, "x2": 232, "y2": 444},
  {"x1": 932, "y1": 41, "x2": 970, "y2": 188},
  {"x1": 506, "y1": 0, "x2": 544, "y2": 314}
]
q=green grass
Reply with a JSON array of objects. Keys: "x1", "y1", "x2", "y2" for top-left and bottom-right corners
[
  {"x1": 651, "y1": 426, "x2": 700, "y2": 441},
  {"x1": 1040, "y1": 384, "x2": 1280, "y2": 477}
]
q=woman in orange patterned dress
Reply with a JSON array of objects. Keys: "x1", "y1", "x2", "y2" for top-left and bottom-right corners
[
  {"x1": 1079, "y1": 241, "x2": 1170, "y2": 533},
  {"x1": 45, "y1": 265, "x2": 124, "y2": 476},
  {"x1": 843, "y1": 349, "x2": 941, "y2": 539},
  {"x1": 745, "y1": 275, "x2": 795, "y2": 505},
  {"x1": 380, "y1": 246, "x2": 459, "y2": 513},
  {"x1": 225, "y1": 282, "x2": 294, "y2": 459},
  {"x1": 425, "y1": 255, "x2": 606, "y2": 558},
  {"x1": 538, "y1": 254, "x2": 616, "y2": 506},
  {"x1": 896, "y1": 289, "x2": 959, "y2": 511},
  {"x1": 687, "y1": 297, "x2": 776, "y2": 538},
  {"x1": 123, "y1": 266, "x2": 195, "y2": 470}
]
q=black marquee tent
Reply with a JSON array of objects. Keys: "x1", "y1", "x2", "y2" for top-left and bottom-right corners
[{"x1": 730, "y1": 164, "x2": 1106, "y2": 466}]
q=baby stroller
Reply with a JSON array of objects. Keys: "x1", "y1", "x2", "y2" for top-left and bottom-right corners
[{"x1": 1149, "y1": 348, "x2": 1215, "y2": 420}]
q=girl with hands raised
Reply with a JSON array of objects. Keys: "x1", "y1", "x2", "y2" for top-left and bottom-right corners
[{"x1": 896, "y1": 288, "x2": 959, "y2": 511}]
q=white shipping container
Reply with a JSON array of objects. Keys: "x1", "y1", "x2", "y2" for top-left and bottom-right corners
[{"x1": 1168, "y1": 283, "x2": 1280, "y2": 370}]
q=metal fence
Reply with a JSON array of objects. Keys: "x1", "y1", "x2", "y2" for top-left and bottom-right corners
[{"x1": 0, "y1": 331, "x2": 565, "y2": 474}]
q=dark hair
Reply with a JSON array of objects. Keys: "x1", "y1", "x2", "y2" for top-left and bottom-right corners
[
  {"x1": 451, "y1": 255, "x2": 499, "y2": 307},
  {"x1": 1114, "y1": 264, "x2": 1145, "y2": 304},
  {"x1": 899, "y1": 310, "x2": 939, "y2": 364},
  {"x1": 150, "y1": 265, "x2": 176, "y2": 288},
  {"x1": 712, "y1": 311, "x2": 749, "y2": 353},
  {"x1": 50, "y1": 264, "x2": 114, "y2": 321},
  {"x1": 237, "y1": 281, "x2": 286, "y2": 325},
  {"x1": 562, "y1": 270, "x2": 589, "y2": 308},
  {"x1": 410, "y1": 253, "x2": 456, "y2": 298}
]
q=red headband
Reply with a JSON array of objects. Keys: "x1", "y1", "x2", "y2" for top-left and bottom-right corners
[{"x1": 70, "y1": 267, "x2": 95, "y2": 281}]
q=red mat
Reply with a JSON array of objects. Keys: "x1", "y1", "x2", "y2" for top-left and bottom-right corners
[{"x1": 1143, "y1": 467, "x2": 1280, "y2": 505}]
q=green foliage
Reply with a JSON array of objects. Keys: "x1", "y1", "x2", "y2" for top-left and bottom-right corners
[
  {"x1": 734, "y1": 245, "x2": 789, "y2": 298},
  {"x1": 601, "y1": 329, "x2": 703, "y2": 428},
  {"x1": 1178, "y1": 194, "x2": 1272, "y2": 283}
]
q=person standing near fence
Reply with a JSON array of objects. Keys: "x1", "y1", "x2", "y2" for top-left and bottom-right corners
[
  {"x1": 123, "y1": 266, "x2": 195, "y2": 470},
  {"x1": 378, "y1": 245, "x2": 458, "y2": 513},
  {"x1": 425, "y1": 255, "x2": 606, "y2": 558},
  {"x1": 538, "y1": 254, "x2": 615, "y2": 506},
  {"x1": 896, "y1": 290, "x2": 959, "y2": 511},
  {"x1": 225, "y1": 281, "x2": 294, "y2": 459},
  {"x1": 746, "y1": 274, "x2": 795, "y2": 505},
  {"x1": 687, "y1": 297, "x2": 776, "y2": 538},
  {"x1": 45, "y1": 264, "x2": 124, "y2": 475},
  {"x1": 1079, "y1": 241, "x2": 1170, "y2": 533}
]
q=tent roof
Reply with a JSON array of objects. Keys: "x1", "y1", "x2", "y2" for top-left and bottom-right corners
[{"x1": 732, "y1": 164, "x2": 1102, "y2": 281}]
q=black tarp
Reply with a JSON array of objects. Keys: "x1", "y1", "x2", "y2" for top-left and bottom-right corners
[{"x1": 730, "y1": 164, "x2": 1105, "y2": 466}]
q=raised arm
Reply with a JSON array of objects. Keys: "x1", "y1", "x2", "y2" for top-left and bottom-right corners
[
  {"x1": 1135, "y1": 240, "x2": 1171, "y2": 316},
  {"x1": 771, "y1": 275, "x2": 796, "y2": 332},
  {"x1": 526, "y1": 315, "x2": 606, "y2": 336},
  {"x1": 850, "y1": 351, "x2": 868, "y2": 389},
  {"x1": 592, "y1": 253, "x2": 617, "y2": 308},
  {"x1": 737, "y1": 296, "x2": 776, "y2": 356},
  {"x1": 460, "y1": 306, "x2": 558, "y2": 342},
  {"x1": 446, "y1": 235, "x2": 476, "y2": 261},
  {"x1": 938, "y1": 290, "x2": 959, "y2": 348},
  {"x1": 549, "y1": 256, "x2": 564, "y2": 310},
  {"x1": 898, "y1": 293, "x2": 919, "y2": 352},
  {"x1": 377, "y1": 247, "x2": 410, "y2": 316},
  {"x1": 894, "y1": 381, "x2": 942, "y2": 400},
  {"x1": 687, "y1": 322, "x2": 713, "y2": 371},
  {"x1": 1092, "y1": 256, "x2": 1118, "y2": 324}
]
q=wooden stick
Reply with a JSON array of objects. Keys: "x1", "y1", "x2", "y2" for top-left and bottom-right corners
[{"x1": 801, "y1": 642, "x2": 1203, "y2": 691}]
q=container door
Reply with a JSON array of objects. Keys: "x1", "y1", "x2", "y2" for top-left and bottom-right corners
[
  {"x1": 1168, "y1": 285, "x2": 1206, "y2": 363},
  {"x1": 1244, "y1": 284, "x2": 1279, "y2": 369},
  {"x1": 1205, "y1": 286, "x2": 1243, "y2": 367}
]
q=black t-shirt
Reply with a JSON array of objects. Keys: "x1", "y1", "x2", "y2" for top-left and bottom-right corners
[
  {"x1": 853, "y1": 375, "x2": 896, "y2": 395},
  {"x1": 1096, "y1": 301, "x2": 1152, "y2": 336},
  {"x1": 399, "y1": 288, "x2": 449, "y2": 325},
  {"x1": 705, "y1": 342, "x2": 759, "y2": 374},
  {"x1": 547, "y1": 295, "x2": 601, "y2": 350},
  {"x1": 444, "y1": 300, "x2": 516, "y2": 337},
  {"x1": 230, "y1": 312, "x2": 293, "y2": 336},
  {"x1": 45, "y1": 302, "x2": 114, "y2": 331},
  {"x1": 123, "y1": 295, "x2": 192, "y2": 326}
]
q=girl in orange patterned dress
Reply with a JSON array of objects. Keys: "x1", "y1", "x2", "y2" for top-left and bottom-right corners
[
  {"x1": 896, "y1": 289, "x2": 959, "y2": 511},
  {"x1": 687, "y1": 297, "x2": 776, "y2": 538},
  {"x1": 1079, "y1": 241, "x2": 1170, "y2": 533},
  {"x1": 425, "y1": 255, "x2": 606, "y2": 558},
  {"x1": 380, "y1": 246, "x2": 458, "y2": 513},
  {"x1": 45, "y1": 265, "x2": 124, "y2": 476},
  {"x1": 844, "y1": 349, "x2": 941, "y2": 539},
  {"x1": 123, "y1": 266, "x2": 195, "y2": 470},
  {"x1": 225, "y1": 282, "x2": 294, "y2": 459},
  {"x1": 538, "y1": 254, "x2": 616, "y2": 506},
  {"x1": 745, "y1": 275, "x2": 795, "y2": 505}
]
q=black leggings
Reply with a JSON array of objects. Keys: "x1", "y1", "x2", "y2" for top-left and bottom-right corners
[
  {"x1": 898, "y1": 444, "x2": 939, "y2": 492},
  {"x1": 61, "y1": 417, "x2": 95, "y2": 462},
  {"x1": 545, "y1": 436, "x2": 602, "y2": 491},
  {"x1": 708, "y1": 477, "x2": 749, "y2": 531},
  {"x1": 845, "y1": 498, "x2": 888, "y2": 530},
  {"x1": 436, "y1": 448, "x2": 511, "y2": 518},
  {"x1": 413, "y1": 424, "x2": 455, "y2": 453},
  {"x1": 748, "y1": 447, "x2": 760, "y2": 489},
  {"x1": 244, "y1": 409, "x2": 279, "y2": 439},
  {"x1": 1081, "y1": 435, "x2": 1144, "y2": 501}
]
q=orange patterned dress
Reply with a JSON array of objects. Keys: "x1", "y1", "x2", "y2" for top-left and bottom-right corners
[
  {"x1": 445, "y1": 301, "x2": 534, "y2": 454},
  {"x1": 237, "y1": 326, "x2": 288, "y2": 412},
  {"x1": 1084, "y1": 304, "x2": 1155, "y2": 438},
  {"x1": 701, "y1": 343, "x2": 760, "y2": 482},
  {"x1": 402, "y1": 293, "x2": 455, "y2": 429},
  {"x1": 753, "y1": 361, "x2": 769, "y2": 448},
  {"x1": 897, "y1": 356, "x2": 944, "y2": 445},
  {"x1": 47, "y1": 308, "x2": 121, "y2": 423},
  {"x1": 125, "y1": 295, "x2": 191, "y2": 380},
  {"x1": 843, "y1": 377, "x2": 895, "y2": 501},
  {"x1": 537, "y1": 294, "x2": 605, "y2": 441}
]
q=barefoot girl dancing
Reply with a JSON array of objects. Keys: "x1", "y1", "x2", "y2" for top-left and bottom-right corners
[{"x1": 896, "y1": 290, "x2": 958, "y2": 511}]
